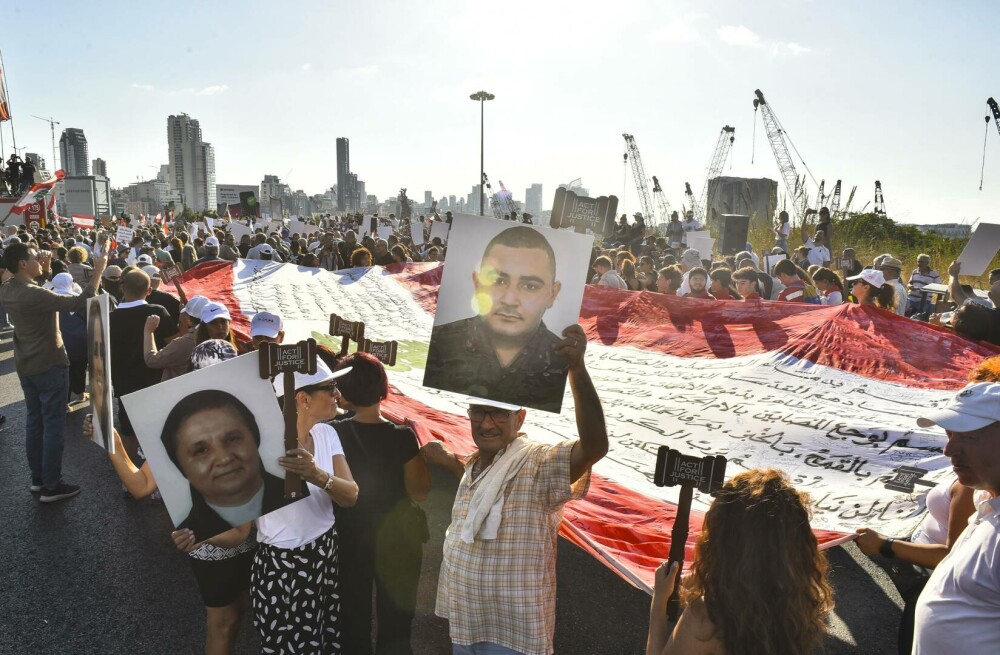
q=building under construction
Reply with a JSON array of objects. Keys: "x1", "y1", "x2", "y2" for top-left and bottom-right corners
[{"x1": 704, "y1": 176, "x2": 778, "y2": 229}]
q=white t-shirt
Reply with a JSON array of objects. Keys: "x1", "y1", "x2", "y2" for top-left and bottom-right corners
[
  {"x1": 888, "y1": 278, "x2": 907, "y2": 315},
  {"x1": 912, "y1": 496, "x2": 1000, "y2": 655},
  {"x1": 255, "y1": 423, "x2": 345, "y2": 550},
  {"x1": 597, "y1": 270, "x2": 628, "y2": 290},
  {"x1": 821, "y1": 290, "x2": 843, "y2": 306},
  {"x1": 807, "y1": 245, "x2": 831, "y2": 267}
]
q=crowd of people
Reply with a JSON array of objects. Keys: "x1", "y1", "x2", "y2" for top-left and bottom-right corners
[{"x1": 0, "y1": 206, "x2": 998, "y2": 655}]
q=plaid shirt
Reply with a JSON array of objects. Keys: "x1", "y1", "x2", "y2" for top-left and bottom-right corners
[{"x1": 436, "y1": 437, "x2": 590, "y2": 655}]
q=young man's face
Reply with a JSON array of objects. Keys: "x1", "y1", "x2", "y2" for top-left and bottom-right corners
[
  {"x1": 710, "y1": 278, "x2": 726, "y2": 295},
  {"x1": 689, "y1": 274, "x2": 707, "y2": 293},
  {"x1": 472, "y1": 244, "x2": 561, "y2": 343},
  {"x1": 735, "y1": 278, "x2": 756, "y2": 296}
]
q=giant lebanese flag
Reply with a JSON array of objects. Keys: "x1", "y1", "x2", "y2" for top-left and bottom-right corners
[
  {"x1": 174, "y1": 259, "x2": 997, "y2": 591},
  {"x1": 9, "y1": 169, "x2": 65, "y2": 214}
]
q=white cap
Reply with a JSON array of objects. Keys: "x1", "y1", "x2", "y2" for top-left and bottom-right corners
[
  {"x1": 273, "y1": 359, "x2": 353, "y2": 397},
  {"x1": 141, "y1": 265, "x2": 161, "y2": 278},
  {"x1": 137, "y1": 254, "x2": 153, "y2": 265},
  {"x1": 182, "y1": 295, "x2": 209, "y2": 318},
  {"x1": 917, "y1": 383, "x2": 1000, "y2": 432},
  {"x1": 200, "y1": 301, "x2": 231, "y2": 324},
  {"x1": 250, "y1": 311, "x2": 283, "y2": 338},
  {"x1": 466, "y1": 396, "x2": 522, "y2": 411},
  {"x1": 50, "y1": 272, "x2": 81, "y2": 296},
  {"x1": 847, "y1": 269, "x2": 885, "y2": 288},
  {"x1": 259, "y1": 243, "x2": 273, "y2": 255},
  {"x1": 204, "y1": 236, "x2": 220, "y2": 248}
]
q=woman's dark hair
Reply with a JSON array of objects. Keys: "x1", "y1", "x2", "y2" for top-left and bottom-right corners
[
  {"x1": 685, "y1": 469, "x2": 833, "y2": 655},
  {"x1": 390, "y1": 244, "x2": 408, "y2": 262},
  {"x1": 301, "y1": 253, "x2": 318, "y2": 267},
  {"x1": 160, "y1": 390, "x2": 260, "y2": 470},
  {"x1": 811, "y1": 267, "x2": 845, "y2": 296},
  {"x1": 194, "y1": 321, "x2": 239, "y2": 349},
  {"x1": 854, "y1": 280, "x2": 895, "y2": 310},
  {"x1": 336, "y1": 351, "x2": 388, "y2": 407}
]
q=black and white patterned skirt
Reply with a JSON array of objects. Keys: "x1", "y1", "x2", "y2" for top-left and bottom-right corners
[{"x1": 251, "y1": 525, "x2": 341, "y2": 655}]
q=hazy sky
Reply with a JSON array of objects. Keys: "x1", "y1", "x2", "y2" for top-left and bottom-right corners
[{"x1": 3, "y1": 0, "x2": 999, "y2": 225}]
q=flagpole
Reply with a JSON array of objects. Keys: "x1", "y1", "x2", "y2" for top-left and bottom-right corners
[{"x1": 0, "y1": 49, "x2": 17, "y2": 153}]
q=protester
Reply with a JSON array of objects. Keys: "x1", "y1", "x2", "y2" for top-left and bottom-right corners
[
  {"x1": 142, "y1": 296, "x2": 207, "y2": 381},
  {"x1": 708, "y1": 268, "x2": 741, "y2": 300},
  {"x1": 905, "y1": 254, "x2": 942, "y2": 316},
  {"x1": 911, "y1": 382, "x2": 1000, "y2": 655},
  {"x1": 675, "y1": 249, "x2": 702, "y2": 296},
  {"x1": 249, "y1": 310, "x2": 284, "y2": 350},
  {"x1": 773, "y1": 259, "x2": 822, "y2": 304},
  {"x1": 254, "y1": 360, "x2": 359, "y2": 654},
  {"x1": 847, "y1": 269, "x2": 896, "y2": 311},
  {"x1": 732, "y1": 266, "x2": 762, "y2": 300},
  {"x1": 143, "y1": 264, "x2": 181, "y2": 325},
  {"x1": 773, "y1": 211, "x2": 790, "y2": 252},
  {"x1": 646, "y1": 469, "x2": 834, "y2": 655},
  {"x1": 194, "y1": 301, "x2": 239, "y2": 350},
  {"x1": 333, "y1": 352, "x2": 432, "y2": 655},
  {"x1": 656, "y1": 265, "x2": 683, "y2": 295},
  {"x1": 421, "y1": 325, "x2": 607, "y2": 655},
  {"x1": 0, "y1": 242, "x2": 108, "y2": 501},
  {"x1": 812, "y1": 267, "x2": 845, "y2": 305},
  {"x1": 592, "y1": 255, "x2": 628, "y2": 289},
  {"x1": 49, "y1": 272, "x2": 90, "y2": 405},
  {"x1": 622, "y1": 260, "x2": 643, "y2": 291},
  {"x1": 66, "y1": 245, "x2": 94, "y2": 286},
  {"x1": 879, "y1": 256, "x2": 908, "y2": 315}
]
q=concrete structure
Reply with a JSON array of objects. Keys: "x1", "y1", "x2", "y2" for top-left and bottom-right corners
[
  {"x1": 705, "y1": 176, "x2": 778, "y2": 230},
  {"x1": 63, "y1": 175, "x2": 111, "y2": 219},
  {"x1": 260, "y1": 174, "x2": 290, "y2": 218},
  {"x1": 59, "y1": 128, "x2": 89, "y2": 177},
  {"x1": 25, "y1": 153, "x2": 47, "y2": 172},
  {"x1": 914, "y1": 223, "x2": 972, "y2": 239},
  {"x1": 123, "y1": 179, "x2": 180, "y2": 213},
  {"x1": 167, "y1": 114, "x2": 216, "y2": 212},
  {"x1": 525, "y1": 183, "x2": 543, "y2": 216},
  {"x1": 424, "y1": 190, "x2": 433, "y2": 207},
  {"x1": 92, "y1": 158, "x2": 107, "y2": 177},
  {"x1": 336, "y1": 137, "x2": 350, "y2": 211}
]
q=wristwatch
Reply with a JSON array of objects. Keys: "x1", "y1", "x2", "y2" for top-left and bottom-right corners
[
  {"x1": 323, "y1": 472, "x2": 335, "y2": 492},
  {"x1": 880, "y1": 537, "x2": 896, "y2": 559}
]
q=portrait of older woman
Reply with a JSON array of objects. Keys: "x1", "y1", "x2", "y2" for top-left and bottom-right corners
[{"x1": 87, "y1": 295, "x2": 113, "y2": 452}]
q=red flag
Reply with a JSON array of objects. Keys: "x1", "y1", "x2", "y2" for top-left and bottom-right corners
[
  {"x1": 71, "y1": 214, "x2": 95, "y2": 228},
  {"x1": 0, "y1": 56, "x2": 10, "y2": 122},
  {"x1": 10, "y1": 170, "x2": 65, "y2": 215},
  {"x1": 155, "y1": 211, "x2": 163, "y2": 224}
]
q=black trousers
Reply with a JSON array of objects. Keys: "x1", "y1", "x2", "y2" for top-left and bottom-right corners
[
  {"x1": 339, "y1": 517, "x2": 423, "y2": 655},
  {"x1": 68, "y1": 359, "x2": 87, "y2": 396}
]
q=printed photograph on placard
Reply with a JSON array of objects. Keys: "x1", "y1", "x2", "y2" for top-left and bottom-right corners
[
  {"x1": 121, "y1": 352, "x2": 308, "y2": 543},
  {"x1": 87, "y1": 294, "x2": 114, "y2": 453},
  {"x1": 424, "y1": 215, "x2": 594, "y2": 413}
]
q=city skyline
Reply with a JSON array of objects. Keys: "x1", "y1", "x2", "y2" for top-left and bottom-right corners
[{"x1": 2, "y1": 0, "x2": 999, "y2": 225}]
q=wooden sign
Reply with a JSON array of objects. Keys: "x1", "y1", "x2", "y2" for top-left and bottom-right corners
[
  {"x1": 329, "y1": 314, "x2": 365, "y2": 356},
  {"x1": 257, "y1": 340, "x2": 318, "y2": 500},
  {"x1": 159, "y1": 264, "x2": 182, "y2": 284},
  {"x1": 549, "y1": 187, "x2": 619, "y2": 236},
  {"x1": 359, "y1": 338, "x2": 398, "y2": 366}
]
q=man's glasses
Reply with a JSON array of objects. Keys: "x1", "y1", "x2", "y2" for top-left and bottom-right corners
[
  {"x1": 467, "y1": 408, "x2": 514, "y2": 424},
  {"x1": 312, "y1": 383, "x2": 339, "y2": 394}
]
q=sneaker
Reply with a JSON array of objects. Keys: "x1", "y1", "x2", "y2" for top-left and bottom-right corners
[
  {"x1": 69, "y1": 392, "x2": 90, "y2": 405},
  {"x1": 40, "y1": 482, "x2": 82, "y2": 503},
  {"x1": 30, "y1": 477, "x2": 43, "y2": 493}
]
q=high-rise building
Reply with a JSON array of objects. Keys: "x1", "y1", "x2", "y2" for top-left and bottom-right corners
[
  {"x1": 348, "y1": 173, "x2": 359, "y2": 211},
  {"x1": 336, "y1": 138, "x2": 350, "y2": 211},
  {"x1": 92, "y1": 158, "x2": 107, "y2": 177},
  {"x1": 424, "y1": 190, "x2": 433, "y2": 207},
  {"x1": 58, "y1": 128, "x2": 89, "y2": 176},
  {"x1": 64, "y1": 176, "x2": 111, "y2": 218},
  {"x1": 469, "y1": 184, "x2": 484, "y2": 215},
  {"x1": 525, "y1": 183, "x2": 543, "y2": 215},
  {"x1": 167, "y1": 113, "x2": 216, "y2": 211},
  {"x1": 260, "y1": 174, "x2": 290, "y2": 218},
  {"x1": 356, "y1": 180, "x2": 366, "y2": 210}
]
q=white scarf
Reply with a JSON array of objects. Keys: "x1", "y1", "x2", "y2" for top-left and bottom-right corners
[{"x1": 460, "y1": 436, "x2": 532, "y2": 544}]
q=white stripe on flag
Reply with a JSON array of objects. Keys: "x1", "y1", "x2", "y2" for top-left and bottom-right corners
[{"x1": 72, "y1": 215, "x2": 95, "y2": 228}]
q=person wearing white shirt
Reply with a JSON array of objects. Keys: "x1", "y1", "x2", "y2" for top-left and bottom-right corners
[
  {"x1": 675, "y1": 249, "x2": 703, "y2": 296},
  {"x1": 880, "y1": 257, "x2": 909, "y2": 315},
  {"x1": 592, "y1": 256, "x2": 628, "y2": 289},
  {"x1": 911, "y1": 382, "x2": 1000, "y2": 655}
]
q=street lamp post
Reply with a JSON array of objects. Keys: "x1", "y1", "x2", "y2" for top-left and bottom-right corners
[{"x1": 470, "y1": 91, "x2": 495, "y2": 216}]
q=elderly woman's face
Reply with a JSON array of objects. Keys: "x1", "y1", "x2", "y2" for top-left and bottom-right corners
[{"x1": 174, "y1": 405, "x2": 263, "y2": 505}]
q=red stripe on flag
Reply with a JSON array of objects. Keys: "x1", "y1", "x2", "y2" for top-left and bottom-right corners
[{"x1": 72, "y1": 214, "x2": 95, "y2": 228}]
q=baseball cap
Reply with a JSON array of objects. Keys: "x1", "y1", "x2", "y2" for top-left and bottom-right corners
[
  {"x1": 182, "y1": 295, "x2": 209, "y2": 318},
  {"x1": 681, "y1": 249, "x2": 701, "y2": 265},
  {"x1": 190, "y1": 339, "x2": 239, "y2": 370},
  {"x1": 141, "y1": 265, "x2": 161, "y2": 278},
  {"x1": 259, "y1": 243, "x2": 273, "y2": 255},
  {"x1": 250, "y1": 311, "x2": 283, "y2": 338},
  {"x1": 466, "y1": 396, "x2": 522, "y2": 411},
  {"x1": 916, "y1": 383, "x2": 1000, "y2": 432},
  {"x1": 137, "y1": 254, "x2": 153, "y2": 265},
  {"x1": 200, "y1": 301, "x2": 231, "y2": 324},
  {"x1": 273, "y1": 359, "x2": 354, "y2": 397},
  {"x1": 204, "y1": 236, "x2": 220, "y2": 248},
  {"x1": 847, "y1": 269, "x2": 886, "y2": 288},
  {"x1": 102, "y1": 265, "x2": 123, "y2": 281}
]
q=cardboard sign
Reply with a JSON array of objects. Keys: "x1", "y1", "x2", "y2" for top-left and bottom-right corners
[
  {"x1": 115, "y1": 226, "x2": 134, "y2": 245},
  {"x1": 359, "y1": 338, "x2": 398, "y2": 366},
  {"x1": 410, "y1": 221, "x2": 425, "y2": 245},
  {"x1": 159, "y1": 264, "x2": 182, "y2": 284},
  {"x1": 429, "y1": 221, "x2": 450, "y2": 244},
  {"x1": 258, "y1": 339, "x2": 319, "y2": 377},
  {"x1": 687, "y1": 236, "x2": 715, "y2": 260},
  {"x1": 377, "y1": 225, "x2": 393, "y2": 241},
  {"x1": 227, "y1": 221, "x2": 253, "y2": 241},
  {"x1": 549, "y1": 187, "x2": 619, "y2": 236},
  {"x1": 330, "y1": 314, "x2": 365, "y2": 355},
  {"x1": 204, "y1": 216, "x2": 215, "y2": 229},
  {"x1": 956, "y1": 222, "x2": 1000, "y2": 277},
  {"x1": 763, "y1": 253, "x2": 787, "y2": 275}
]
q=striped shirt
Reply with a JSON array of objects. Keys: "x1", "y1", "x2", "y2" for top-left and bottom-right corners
[
  {"x1": 908, "y1": 268, "x2": 942, "y2": 302},
  {"x1": 436, "y1": 438, "x2": 590, "y2": 655}
]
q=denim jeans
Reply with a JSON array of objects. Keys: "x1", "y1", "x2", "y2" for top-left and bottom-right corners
[
  {"x1": 453, "y1": 643, "x2": 525, "y2": 655},
  {"x1": 19, "y1": 366, "x2": 70, "y2": 488}
]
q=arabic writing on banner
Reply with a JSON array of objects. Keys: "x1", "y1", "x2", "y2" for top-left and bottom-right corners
[{"x1": 228, "y1": 260, "x2": 954, "y2": 538}]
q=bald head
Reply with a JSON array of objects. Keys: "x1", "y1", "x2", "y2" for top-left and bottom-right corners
[{"x1": 122, "y1": 270, "x2": 151, "y2": 300}]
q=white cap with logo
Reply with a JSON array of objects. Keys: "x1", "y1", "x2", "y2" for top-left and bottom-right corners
[
  {"x1": 250, "y1": 311, "x2": 283, "y2": 338},
  {"x1": 200, "y1": 301, "x2": 231, "y2": 324},
  {"x1": 917, "y1": 383, "x2": 1000, "y2": 432},
  {"x1": 182, "y1": 295, "x2": 209, "y2": 319},
  {"x1": 272, "y1": 359, "x2": 353, "y2": 397}
]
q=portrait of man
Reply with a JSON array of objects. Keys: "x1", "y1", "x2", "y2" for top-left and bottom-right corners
[
  {"x1": 424, "y1": 220, "x2": 592, "y2": 412},
  {"x1": 122, "y1": 352, "x2": 304, "y2": 542},
  {"x1": 87, "y1": 294, "x2": 114, "y2": 452}
]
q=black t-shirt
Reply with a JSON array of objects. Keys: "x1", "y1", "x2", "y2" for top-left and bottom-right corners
[
  {"x1": 148, "y1": 289, "x2": 181, "y2": 326},
  {"x1": 333, "y1": 419, "x2": 419, "y2": 521},
  {"x1": 109, "y1": 303, "x2": 177, "y2": 396}
]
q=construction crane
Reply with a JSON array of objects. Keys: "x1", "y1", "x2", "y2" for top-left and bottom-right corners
[
  {"x1": 814, "y1": 179, "x2": 826, "y2": 210},
  {"x1": 31, "y1": 115, "x2": 61, "y2": 173},
  {"x1": 842, "y1": 185, "x2": 857, "y2": 216},
  {"x1": 623, "y1": 134, "x2": 658, "y2": 230},
  {"x1": 651, "y1": 176, "x2": 673, "y2": 225},
  {"x1": 874, "y1": 180, "x2": 886, "y2": 216},
  {"x1": 481, "y1": 172, "x2": 504, "y2": 220},
  {"x1": 696, "y1": 126, "x2": 735, "y2": 225},
  {"x1": 828, "y1": 180, "x2": 842, "y2": 215},
  {"x1": 684, "y1": 182, "x2": 697, "y2": 219},
  {"x1": 752, "y1": 90, "x2": 816, "y2": 224},
  {"x1": 497, "y1": 179, "x2": 519, "y2": 218},
  {"x1": 989, "y1": 98, "x2": 1000, "y2": 136}
]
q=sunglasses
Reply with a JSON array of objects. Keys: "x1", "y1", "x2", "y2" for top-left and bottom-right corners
[{"x1": 312, "y1": 382, "x2": 340, "y2": 394}]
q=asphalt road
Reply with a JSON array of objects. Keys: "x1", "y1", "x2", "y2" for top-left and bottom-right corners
[{"x1": 0, "y1": 327, "x2": 907, "y2": 654}]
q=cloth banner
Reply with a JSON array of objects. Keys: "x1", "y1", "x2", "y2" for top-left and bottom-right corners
[
  {"x1": 169, "y1": 260, "x2": 997, "y2": 591},
  {"x1": 72, "y1": 214, "x2": 95, "y2": 228}
]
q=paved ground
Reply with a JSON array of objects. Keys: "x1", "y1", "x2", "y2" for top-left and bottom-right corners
[{"x1": 0, "y1": 328, "x2": 907, "y2": 654}]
